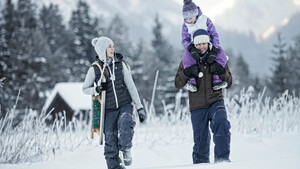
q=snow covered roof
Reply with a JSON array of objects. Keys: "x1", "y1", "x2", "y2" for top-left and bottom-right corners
[{"x1": 43, "y1": 82, "x2": 91, "y2": 112}]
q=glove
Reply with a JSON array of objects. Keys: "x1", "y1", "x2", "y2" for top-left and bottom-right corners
[
  {"x1": 187, "y1": 43, "x2": 200, "y2": 60},
  {"x1": 183, "y1": 65, "x2": 199, "y2": 78},
  {"x1": 137, "y1": 108, "x2": 147, "y2": 123},
  {"x1": 96, "y1": 82, "x2": 107, "y2": 93},
  {"x1": 210, "y1": 62, "x2": 226, "y2": 75},
  {"x1": 206, "y1": 46, "x2": 219, "y2": 64}
]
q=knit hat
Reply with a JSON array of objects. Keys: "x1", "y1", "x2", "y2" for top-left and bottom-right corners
[
  {"x1": 182, "y1": 0, "x2": 198, "y2": 19},
  {"x1": 91, "y1": 36, "x2": 114, "y2": 64},
  {"x1": 193, "y1": 29, "x2": 212, "y2": 50}
]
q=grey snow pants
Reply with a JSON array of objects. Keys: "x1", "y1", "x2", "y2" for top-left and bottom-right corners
[{"x1": 104, "y1": 104, "x2": 136, "y2": 169}]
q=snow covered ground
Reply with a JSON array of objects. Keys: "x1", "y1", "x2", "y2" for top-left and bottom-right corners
[
  {"x1": 1, "y1": 124, "x2": 299, "y2": 169},
  {"x1": 1, "y1": 89, "x2": 299, "y2": 169}
]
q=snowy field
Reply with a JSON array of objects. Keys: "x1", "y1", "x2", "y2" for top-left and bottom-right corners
[
  {"x1": 1, "y1": 88, "x2": 299, "y2": 169},
  {"x1": 0, "y1": 126, "x2": 299, "y2": 169}
]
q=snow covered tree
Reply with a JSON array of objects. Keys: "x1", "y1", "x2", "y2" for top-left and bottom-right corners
[
  {"x1": 69, "y1": 0, "x2": 102, "y2": 81},
  {"x1": 267, "y1": 32, "x2": 289, "y2": 97},
  {"x1": 2, "y1": 0, "x2": 16, "y2": 45},
  {"x1": 283, "y1": 35, "x2": 300, "y2": 95},
  {"x1": 226, "y1": 49, "x2": 260, "y2": 96},
  {"x1": 38, "y1": 3, "x2": 78, "y2": 88},
  {"x1": 1, "y1": 0, "x2": 17, "y2": 73},
  {"x1": 130, "y1": 38, "x2": 153, "y2": 102},
  {"x1": 131, "y1": 39, "x2": 145, "y2": 81},
  {"x1": 150, "y1": 14, "x2": 177, "y2": 114},
  {"x1": 106, "y1": 15, "x2": 132, "y2": 60},
  {"x1": 233, "y1": 54, "x2": 250, "y2": 88},
  {"x1": 0, "y1": 0, "x2": 54, "y2": 111},
  {"x1": 16, "y1": 0, "x2": 37, "y2": 30},
  {"x1": 0, "y1": 0, "x2": 16, "y2": 114},
  {"x1": 151, "y1": 14, "x2": 174, "y2": 66},
  {"x1": 39, "y1": 3, "x2": 67, "y2": 54},
  {"x1": 0, "y1": 0, "x2": 39, "y2": 111},
  {"x1": 23, "y1": 30, "x2": 51, "y2": 110}
]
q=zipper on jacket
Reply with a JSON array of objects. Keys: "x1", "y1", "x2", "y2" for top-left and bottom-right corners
[
  {"x1": 107, "y1": 63, "x2": 119, "y2": 108},
  {"x1": 203, "y1": 65, "x2": 207, "y2": 106}
]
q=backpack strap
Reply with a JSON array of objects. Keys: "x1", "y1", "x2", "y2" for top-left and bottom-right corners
[
  {"x1": 122, "y1": 60, "x2": 131, "y2": 71},
  {"x1": 92, "y1": 62, "x2": 106, "y2": 83}
]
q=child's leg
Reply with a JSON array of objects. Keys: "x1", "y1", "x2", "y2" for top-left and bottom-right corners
[
  {"x1": 188, "y1": 77, "x2": 197, "y2": 85},
  {"x1": 213, "y1": 47, "x2": 227, "y2": 84},
  {"x1": 186, "y1": 77, "x2": 197, "y2": 92},
  {"x1": 213, "y1": 75, "x2": 222, "y2": 84},
  {"x1": 212, "y1": 75, "x2": 228, "y2": 90},
  {"x1": 214, "y1": 47, "x2": 227, "y2": 68},
  {"x1": 212, "y1": 47, "x2": 228, "y2": 90},
  {"x1": 183, "y1": 49, "x2": 198, "y2": 92},
  {"x1": 182, "y1": 49, "x2": 197, "y2": 69}
]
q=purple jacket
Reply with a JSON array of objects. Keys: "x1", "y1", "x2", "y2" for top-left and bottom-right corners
[{"x1": 181, "y1": 7, "x2": 220, "y2": 49}]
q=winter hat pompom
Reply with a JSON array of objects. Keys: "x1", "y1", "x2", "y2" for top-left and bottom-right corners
[
  {"x1": 92, "y1": 36, "x2": 114, "y2": 63},
  {"x1": 193, "y1": 29, "x2": 212, "y2": 50},
  {"x1": 91, "y1": 38, "x2": 98, "y2": 47},
  {"x1": 184, "y1": 0, "x2": 192, "y2": 4},
  {"x1": 182, "y1": 0, "x2": 198, "y2": 19}
]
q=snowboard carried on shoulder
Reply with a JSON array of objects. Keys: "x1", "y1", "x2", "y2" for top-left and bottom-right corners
[{"x1": 90, "y1": 62, "x2": 106, "y2": 145}]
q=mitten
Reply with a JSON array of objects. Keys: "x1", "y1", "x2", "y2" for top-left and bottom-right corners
[
  {"x1": 137, "y1": 108, "x2": 147, "y2": 123},
  {"x1": 210, "y1": 62, "x2": 226, "y2": 75},
  {"x1": 206, "y1": 46, "x2": 219, "y2": 64},
  {"x1": 183, "y1": 65, "x2": 199, "y2": 78},
  {"x1": 188, "y1": 43, "x2": 201, "y2": 60},
  {"x1": 96, "y1": 82, "x2": 107, "y2": 93}
]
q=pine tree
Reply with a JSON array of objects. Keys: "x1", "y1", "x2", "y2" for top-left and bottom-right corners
[
  {"x1": 106, "y1": 15, "x2": 132, "y2": 60},
  {"x1": 226, "y1": 50, "x2": 257, "y2": 95},
  {"x1": 268, "y1": 32, "x2": 288, "y2": 96},
  {"x1": 2, "y1": 0, "x2": 16, "y2": 45},
  {"x1": 39, "y1": 3, "x2": 66, "y2": 54},
  {"x1": 1, "y1": 0, "x2": 17, "y2": 76},
  {"x1": 284, "y1": 35, "x2": 300, "y2": 95},
  {"x1": 0, "y1": 16, "x2": 8, "y2": 115},
  {"x1": 69, "y1": 0, "x2": 102, "y2": 81},
  {"x1": 150, "y1": 14, "x2": 176, "y2": 114},
  {"x1": 24, "y1": 30, "x2": 51, "y2": 109},
  {"x1": 38, "y1": 3, "x2": 77, "y2": 88},
  {"x1": 130, "y1": 38, "x2": 152, "y2": 101},
  {"x1": 131, "y1": 39, "x2": 145, "y2": 80},
  {"x1": 0, "y1": 0, "x2": 16, "y2": 114},
  {"x1": 1, "y1": 0, "x2": 38, "y2": 111},
  {"x1": 151, "y1": 14, "x2": 174, "y2": 66},
  {"x1": 234, "y1": 54, "x2": 250, "y2": 86},
  {"x1": 16, "y1": 0, "x2": 37, "y2": 29},
  {"x1": 3, "y1": 0, "x2": 53, "y2": 110},
  {"x1": 252, "y1": 75, "x2": 264, "y2": 94}
]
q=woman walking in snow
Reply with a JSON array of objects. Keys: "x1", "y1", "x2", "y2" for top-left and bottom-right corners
[
  {"x1": 82, "y1": 36, "x2": 147, "y2": 169},
  {"x1": 175, "y1": 29, "x2": 232, "y2": 164}
]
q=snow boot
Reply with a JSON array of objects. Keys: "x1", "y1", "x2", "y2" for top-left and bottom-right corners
[
  {"x1": 213, "y1": 81, "x2": 228, "y2": 90},
  {"x1": 185, "y1": 83, "x2": 197, "y2": 92},
  {"x1": 215, "y1": 158, "x2": 231, "y2": 163},
  {"x1": 120, "y1": 164, "x2": 126, "y2": 169},
  {"x1": 123, "y1": 150, "x2": 132, "y2": 166}
]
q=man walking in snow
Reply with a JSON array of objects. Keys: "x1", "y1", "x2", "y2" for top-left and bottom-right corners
[{"x1": 174, "y1": 29, "x2": 232, "y2": 163}]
